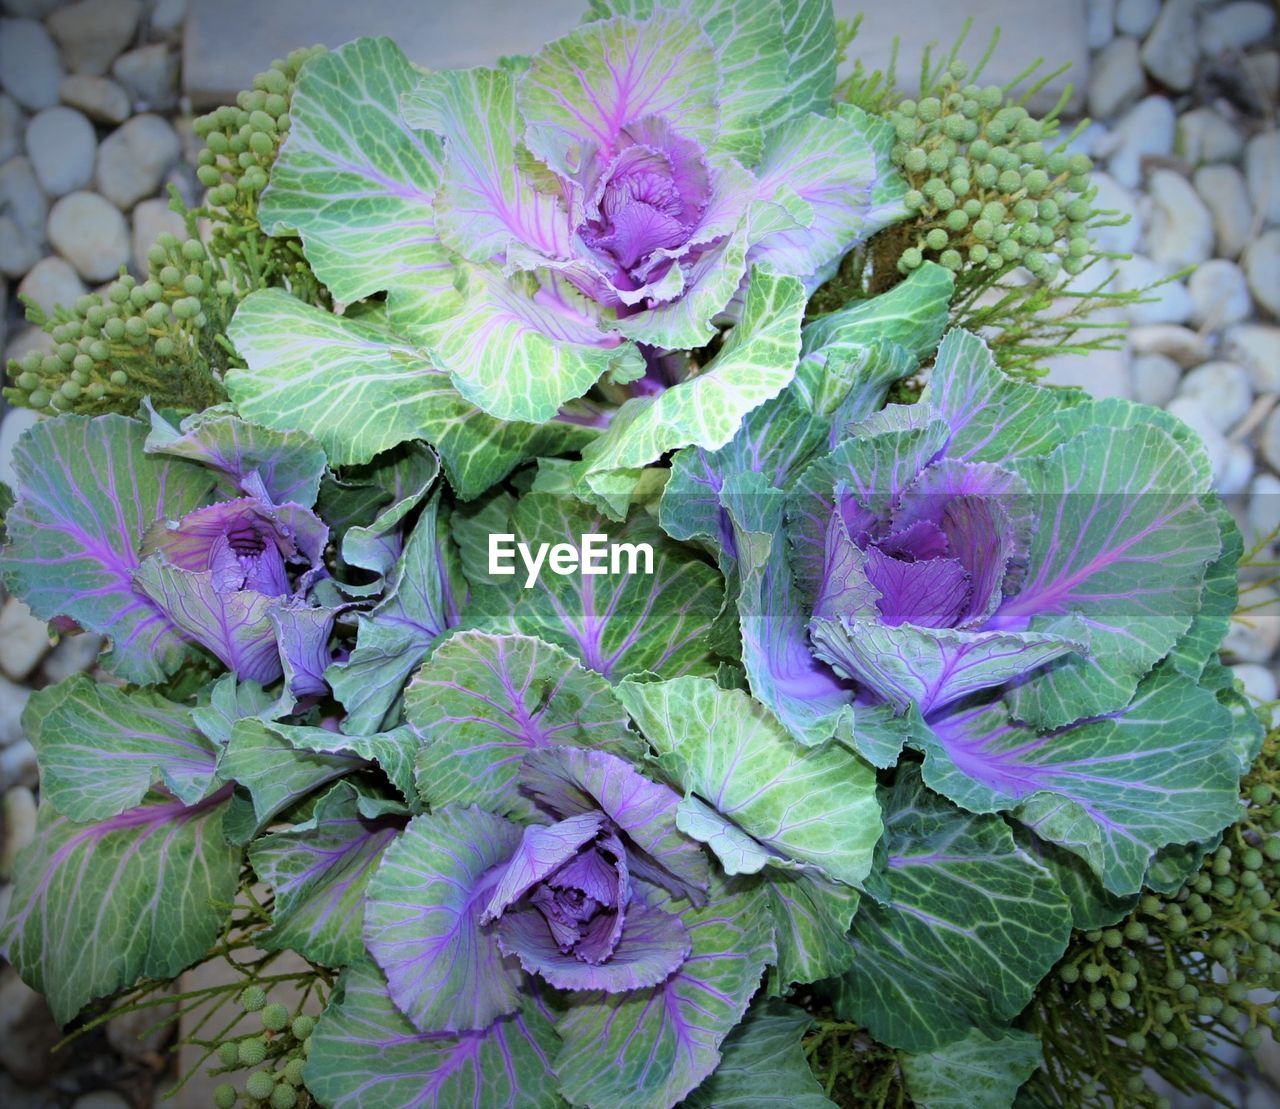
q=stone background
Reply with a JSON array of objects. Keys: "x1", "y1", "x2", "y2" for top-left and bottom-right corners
[{"x1": 0, "y1": 0, "x2": 1277, "y2": 1106}]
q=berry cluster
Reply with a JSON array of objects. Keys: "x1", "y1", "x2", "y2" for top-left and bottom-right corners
[
  {"x1": 886, "y1": 61, "x2": 1099, "y2": 285},
  {"x1": 208, "y1": 986, "x2": 317, "y2": 1109}
]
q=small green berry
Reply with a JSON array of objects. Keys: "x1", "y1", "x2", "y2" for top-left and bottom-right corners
[
  {"x1": 218, "y1": 1041, "x2": 239, "y2": 1066},
  {"x1": 925, "y1": 228, "x2": 948, "y2": 252},
  {"x1": 240, "y1": 986, "x2": 268, "y2": 1013},
  {"x1": 245, "y1": 1071, "x2": 275, "y2": 1101},
  {"x1": 213, "y1": 1083, "x2": 238, "y2": 1109},
  {"x1": 261, "y1": 1003, "x2": 290, "y2": 1032},
  {"x1": 237, "y1": 1037, "x2": 268, "y2": 1067},
  {"x1": 284, "y1": 1057, "x2": 307, "y2": 1085},
  {"x1": 270, "y1": 1085, "x2": 297, "y2": 1109}
]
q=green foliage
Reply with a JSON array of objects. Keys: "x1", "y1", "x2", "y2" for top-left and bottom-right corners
[{"x1": 3, "y1": 47, "x2": 328, "y2": 418}]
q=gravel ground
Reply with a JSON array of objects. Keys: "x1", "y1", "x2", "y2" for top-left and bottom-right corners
[{"x1": 0, "y1": 0, "x2": 1277, "y2": 1105}]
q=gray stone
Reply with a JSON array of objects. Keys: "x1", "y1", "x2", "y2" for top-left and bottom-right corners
[
  {"x1": 1115, "y1": 254, "x2": 1192, "y2": 324},
  {"x1": 1230, "y1": 662, "x2": 1277, "y2": 703},
  {"x1": 1176, "y1": 360, "x2": 1253, "y2": 432},
  {"x1": 0, "y1": 154, "x2": 47, "y2": 241},
  {"x1": 71, "y1": 1094, "x2": 132, "y2": 1109},
  {"x1": 132, "y1": 196, "x2": 185, "y2": 273},
  {"x1": 1243, "y1": 51, "x2": 1280, "y2": 104},
  {"x1": 47, "y1": 190, "x2": 131, "y2": 281},
  {"x1": 1224, "y1": 584, "x2": 1280, "y2": 662},
  {"x1": 1218, "y1": 441, "x2": 1254, "y2": 495},
  {"x1": 0, "y1": 93, "x2": 21, "y2": 162},
  {"x1": 2, "y1": 326, "x2": 51, "y2": 366},
  {"x1": 0, "y1": 737, "x2": 36, "y2": 791},
  {"x1": 1224, "y1": 324, "x2": 1280, "y2": 393},
  {"x1": 1248, "y1": 473, "x2": 1280, "y2": 541},
  {"x1": 0, "y1": 595, "x2": 48, "y2": 680},
  {"x1": 1168, "y1": 397, "x2": 1230, "y2": 479},
  {"x1": 1146, "y1": 168, "x2": 1213, "y2": 269},
  {"x1": 1107, "y1": 95, "x2": 1175, "y2": 188},
  {"x1": 1176, "y1": 107, "x2": 1245, "y2": 166},
  {"x1": 1, "y1": 785, "x2": 36, "y2": 879},
  {"x1": 112, "y1": 42, "x2": 178, "y2": 110},
  {"x1": 0, "y1": 970, "x2": 63, "y2": 1085},
  {"x1": 16, "y1": 254, "x2": 86, "y2": 316},
  {"x1": 1115, "y1": 0, "x2": 1159, "y2": 37},
  {"x1": 1131, "y1": 352, "x2": 1182, "y2": 406},
  {"x1": 59, "y1": 73, "x2": 131, "y2": 124},
  {"x1": 0, "y1": 672, "x2": 29, "y2": 747},
  {"x1": 0, "y1": 403, "x2": 39, "y2": 492},
  {"x1": 41, "y1": 631, "x2": 102, "y2": 683},
  {"x1": 1089, "y1": 36, "x2": 1145, "y2": 119},
  {"x1": 1244, "y1": 229, "x2": 1280, "y2": 318},
  {"x1": 1139, "y1": 0, "x2": 1197, "y2": 91},
  {"x1": 1193, "y1": 163, "x2": 1254, "y2": 261},
  {"x1": 95, "y1": 112, "x2": 180, "y2": 209},
  {"x1": 1188, "y1": 260, "x2": 1253, "y2": 330},
  {"x1": 0, "y1": 18, "x2": 63, "y2": 111},
  {"x1": 0, "y1": 215, "x2": 38, "y2": 276},
  {"x1": 150, "y1": 0, "x2": 188, "y2": 42},
  {"x1": 25, "y1": 105, "x2": 96, "y2": 196},
  {"x1": 1128, "y1": 323, "x2": 1212, "y2": 367},
  {"x1": 1085, "y1": 0, "x2": 1114, "y2": 49},
  {"x1": 1040, "y1": 343, "x2": 1132, "y2": 399},
  {"x1": 47, "y1": 0, "x2": 143, "y2": 77},
  {"x1": 1262, "y1": 405, "x2": 1280, "y2": 472},
  {"x1": 1086, "y1": 171, "x2": 1143, "y2": 253},
  {"x1": 1201, "y1": 2, "x2": 1275, "y2": 55},
  {"x1": 0, "y1": 0, "x2": 61, "y2": 15},
  {"x1": 105, "y1": 996, "x2": 176, "y2": 1060},
  {"x1": 1245, "y1": 131, "x2": 1280, "y2": 228}
]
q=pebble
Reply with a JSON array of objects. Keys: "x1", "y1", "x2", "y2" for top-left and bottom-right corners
[
  {"x1": 40, "y1": 632, "x2": 103, "y2": 684},
  {"x1": 0, "y1": 972, "x2": 63, "y2": 1086},
  {"x1": 0, "y1": 398, "x2": 39, "y2": 485},
  {"x1": 2, "y1": 327, "x2": 52, "y2": 368},
  {"x1": 0, "y1": 155, "x2": 47, "y2": 245},
  {"x1": 1107, "y1": 96, "x2": 1175, "y2": 188},
  {"x1": 1188, "y1": 260, "x2": 1253, "y2": 330},
  {"x1": 1224, "y1": 584, "x2": 1280, "y2": 662},
  {"x1": 59, "y1": 74, "x2": 131, "y2": 125},
  {"x1": 0, "y1": 673, "x2": 30, "y2": 748},
  {"x1": 1224, "y1": 324, "x2": 1280, "y2": 393},
  {"x1": 1167, "y1": 397, "x2": 1230, "y2": 479},
  {"x1": 1041, "y1": 343, "x2": 1132, "y2": 399},
  {"x1": 1245, "y1": 131, "x2": 1279, "y2": 228},
  {"x1": 1128, "y1": 323, "x2": 1212, "y2": 367},
  {"x1": 1115, "y1": 254, "x2": 1192, "y2": 324},
  {"x1": 131, "y1": 196, "x2": 186, "y2": 273},
  {"x1": 1262, "y1": 406, "x2": 1280, "y2": 471},
  {"x1": 1244, "y1": 229, "x2": 1280, "y2": 318},
  {"x1": 25, "y1": 105, "x2": 97, "y2": 197},
  {"x1": 1176, "y1": 107, "x2": 1245, "y2": 166},
  {"x1": 16, "y1": 255, "x2": 86, "y2": 318},
  {"x1": 95, "y1": 113, "x2": 181, "y2": 210},
  {"x1": 105, "y1": 997, "x2": 177, "y2": 1060},
  {"x1": 150, "y1": 0, "x2": 189, "y2": 42},
  {"x1": 111, "y1": 43, "x2": 179, "y2": 111},
  {"x1": 0, "y1": 738, "x2": 37, "y2": 792},
  {"x1": 1115, "y1": 0, "x2": 1159, "y2": 37},
  {"x1": 1218, "y1": 441, "x2": 1254, "y2": 495},
  {"x1": 1085, "y1": 171, "x2": 1144, "y2": 254},
  {"x1": 1193, "y1": 164, "x2": 1254, "y2": 261},
  {"x1": 0, "y1": 216, "x2": 40, "y2": 278},
  {"x1": 1231, "y1": 662, "x2": 1277, "y2": 703},
  {"x1": 1085, "y1": 0, "x2": 1115, "y2": 50},
  {"x1": 1, "y1": 0, "x2": 61, "y2": 15},
  {"x1": 1201, "y1": 2, "x2": 1276, "y2": 55},
  {"x1": 1248, "y1": 473, "x2": 1280, "y2": 540},
  {"x1": 47, "y1": 0, "x2": 143, "y2": 78},
  {"x1": 1146, "y1": 169, "x2": 1214, "y2": 270},
  {"x1": 1131, "y1": 352, "x2": 1182, "y2": 406},
  {"x1": 70, "y1": 1093, "x2": 132, "y2": 1109},
  {"x1": 0, "y1": 18, "x2": 64, "y2": 112},
  {"x1": 1139, "y1": 0, "x2": 1198, "y2": 92},
  {"x1": 1, "y1": 785, "x2": 37, "y2": 879},
  {"x1": 1175, "y1": 361, "x2": 1253, "y2": 433},
  {"x1": 0, "y1": 93, "x2": 21, "y2": 163},
  {"x1": 1243, "y1": 51, "x2": 1280, "y2": 104},
  {"x1": 48, "y1": 190, "x2": 132, "y2": 282},
  {"x1": 0, "y1": 596, "x2": 49, "y2": 681},
  {"x1": 1088, "y1": 36, "x2": 1144, "y2": 119}
]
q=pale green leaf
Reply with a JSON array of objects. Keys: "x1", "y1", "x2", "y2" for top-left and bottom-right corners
[{"x1": 900, "y1": 1028, "x2": 1043, "y2": 1109}]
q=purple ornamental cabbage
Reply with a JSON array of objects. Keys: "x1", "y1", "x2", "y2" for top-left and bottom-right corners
[{"x1": 363, "y1": 744, "x2": 709, "y2": 1033}]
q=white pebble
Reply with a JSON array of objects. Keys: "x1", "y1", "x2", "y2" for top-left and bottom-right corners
[
  {"x1": 46, "y1": 0, "x2": 143, "y2": 78},
  {"x1": 1225, "y1": 324, "x2": 1280, "y2": 393},
  {"x1": 95, "y1": 113, "x2": 180, "y2": 210},
  {"x1": 1040, "y1": 343, "x2": 1133, "y2": 400},
  {"x1": 1245, "y1": 131, "x2": 1280, "y2": 228},
  {"x1": 1201, "y1": 2, "x2": 1276, "y2": 55},
  {"x1": 1129, "y1": 323, "x2": 1212, "y2": 367},
  {"x1": 1115, "y1": 0, "x2": 1159, "y2": 37},
  {"x1": 1108, "y1": 96, "x2": 1175, "y2": 188},
  {"x1": 1115, "y1": 254, "x2": 1192, "y2": 324},
  {"x1": 131, "y1": 196, "x2": 185, "y2": 273},
  {"x1": 25, "y1": 105, "x2": 96, "y2": 196},
  {"x1": 0, "y1": 94, "x2": 21, "y2": 163},
  {"x1": 1218, "y1": 441, "x2": 1255, "y2": 495},
  {"x1": 111, "y1": 43, "x2": 178, "y2": 111},
  {"x1": 1086, "y1": 0, "x2": 1115, "y2": 49},
  {"x1": 1085, "y1": 171, "x2": 1144, "y2": 254},
  {"x1": 0, "y1": 738, "x2": 37, "y2": 792},
  {"x1": 16, "y1": 255, "x2": 86, "y2": 318},
  {"x1": 1244, "y1": 229, "x2": 1280, "y2": 318},
  {"x1": 1188, "y1": 260, "x2": 1253, "y2": 330},
  {"x1": 149, "y1": 0, "x2": 188, "y2": 42},
  {"x1": 1261, "y1": 405, "x2": 1280, "y2": 472},
  {"x1": 59, "y1": 74, "x2": 130, "y2": 125},
  {"x1": 0, "y1": 673, "x2": 29, "y2": 748},
  {"x1": 1249, "y1": 474, "x2": 1280, "y2": 542},
  {"x1": 1230, "y1": 663, "x2": 1277, "y2": 703},
  {"x1": 1139, "y1": 0, "x2": 1198, "y2": 92},
  {"x1": 47, "y1": 190, "x2": 131, "y2": 282},
  {"x1": 1168, "y1": 396, "x2": 1231, "y2": 480},
  {"x1": 1147, "y1": 169, "x2": 1214, "y2": 270},
  {"x1": 1176, "y1": 107, "x2": 1245, "y2": 166},
  {"x1": 1224, "y1": 586, "x2": 1280, "y2": 663},
  {"x1": 1089, "y1": 36, "x2": 1145, "y2": 119},
  {"x1": 1131, "y1": 352, "x2": 1182, "y2": 407},
  {"x1": 1176, "y1": 361, "x2": 1253, "y2": 433},
  {"x1": 1, "y1": 786, "x2": 37, "y2": 876},
  {"x1": 0, "y1": 18, "x2": 64, "y2": 111},
  {"x1": 1193, "y1": 164, "x2": 1254, "y2": 261},
  {"x1": 0, "y1": 596, "x2": 49, "y2": 681},
  {"x1": 0, "y1": 154, "x2": 47, "y2": 241}
]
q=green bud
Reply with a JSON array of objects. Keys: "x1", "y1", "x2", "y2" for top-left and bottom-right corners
[
  {"x1": 15, "y1": 371, "x2": 38, "y2": 391},
  {"x1": 1087, "y1": 990, "x2": 1107, "y2": 1010},
  {"x1": 197, "y1": 164, "x2": 223, "y2": 188},
  {"x1": 945, "y1": 209, "x2": 968, "y2": 231},
  {"x1": 124, "y1": 317, "x2": 147, "y2": 340},
  {"x1": 940, "y1": 248, "x2": 962, "y2": 270},
  {"x1": 240, "y1": 986, "x2": 268, "y2": 1012},
  {"x1": 213, "y1": 1083, "x2": 237, "y2": 1109},
  {"x1": 159, "y1": 265, "x2": 181, "y2": 287},
  {"x1": 264, "y1": 93, "x2": 288, "y2": 117},
  {"x1": 183, "y1": 274, "x2": 204, "y2": 296},
  {"x1": 174, "y1": 297, "x2": 202, "y2": 320},
  {"x1": 71, "y1": 353, "x2": 93, "y2": 374},
  {"x1": 1110, "y1": 990, "x2": 1131, "y2": 1009},
  {"x1": 250, "y1": 131, "x2": 275, "y2": 157},
  {"x1": 86, "y1": 305, "x2": 109, "y2": 328},
  {"x1": 925, "y1": 228, "x2": 949, "y2": 251},
  {"x1": 997, "y1": 169, "x2": 1022, "y2": 192},
  {"x1": 109, "y1": 370, "x2": 128, "y2": 386},
  {"x1": 182, "y1": 239, "x2": 205, "y2": 261},
  {"x1": 998, "y1": 238, "x2": 1021, "y2": 261},
  {"x1": 27, "y1": 388, "x2": 51, "y2": 409},
  {"x1": 934, "y1": 187, "x2": 956, "y2": 210},
  {"x1": 261, "y1": 1003, "x2": 290, "y2": 1032},
  {"x1": 901, "y1": 247, "x2": 923, "y2": 270},
  {"x1": 903, "y1": 148, "x2": 928, "y2": 173},
  {"x1": 270, "y1": 1084, "x2": 298, "y2": 1109},
  {"x1": 918, "y1": 97, "x2": 941, "y2": 123},
  {"x1": 154, "y1": 336, "x2": 176, "y2": 358},
  {"x1": 206, "y1": 131, "x2": 229, "y2": 155},
  {"x1": 904, "y1": 189, "x2": 925, "y2": 210},
  {"x1": 926, "y1": 149, "x2": 949, "y2": 173},
  {"x1": 59, "y1": 381, "x2": 81, "y2": 400},
  {"x1": 245, "y1": 1071, "x2": 275, "y2": 1101},
  {"x1": 1024, "y1": 168, "x2": 1049, "y2": 195},
  {"x1": 1059, "y1": 963, "x2": 1080, "y2": 983}
]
